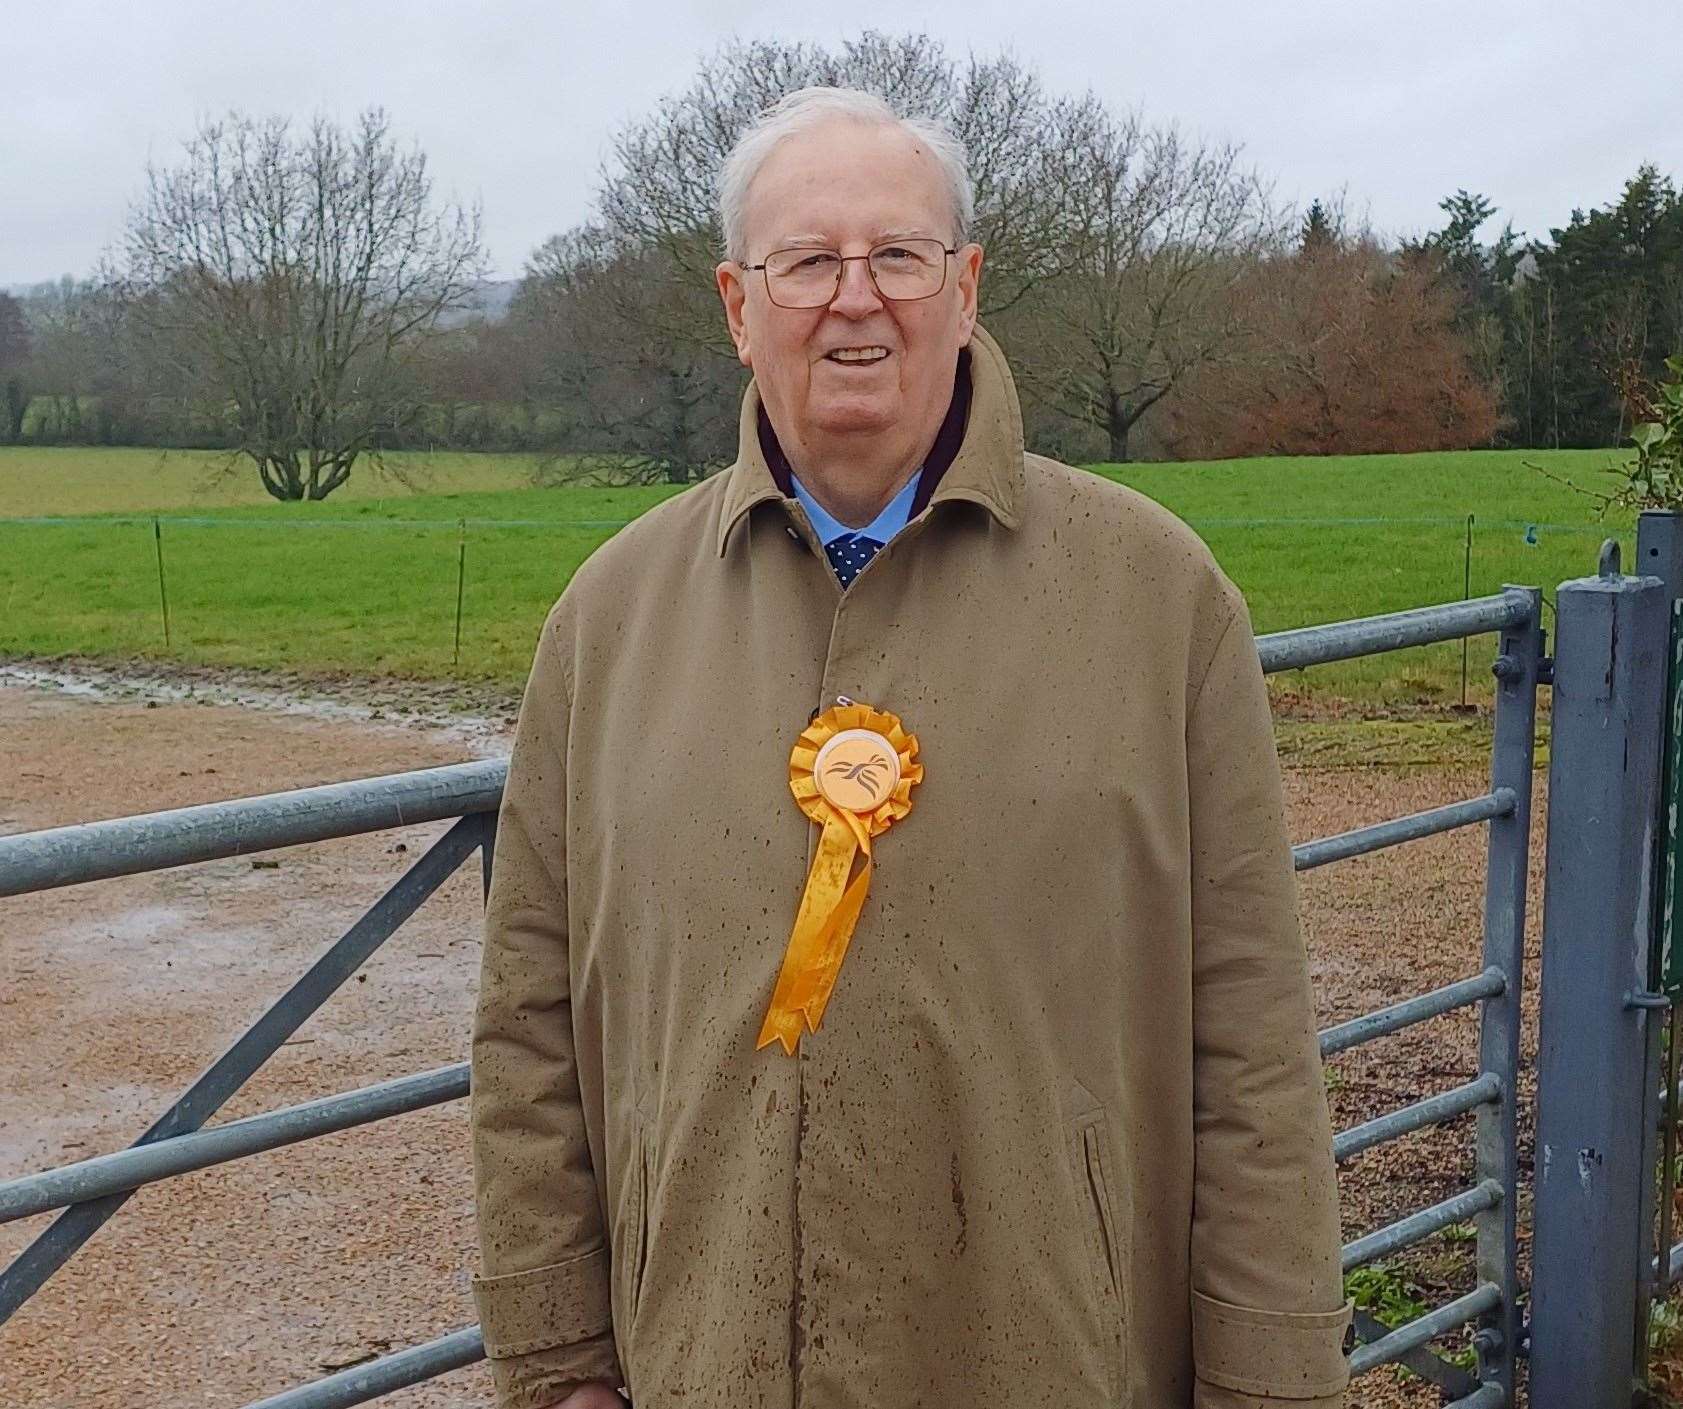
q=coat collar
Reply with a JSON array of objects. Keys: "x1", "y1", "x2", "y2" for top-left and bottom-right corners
[{"x1": 714, "y1": 321, "x2": 1026, "y2": 557}]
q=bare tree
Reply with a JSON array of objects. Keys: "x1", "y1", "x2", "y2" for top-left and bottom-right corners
[
  {"x1": 0, "y1": 292, "x2": 30, "y2": 441},
  {"x1": 591, "y1": 32, "x2": 1097, "y2": 354},
  {"x1": 1158, "y1": 231, "x2": 1499, "y2": 458},
  {"x1": 510, "y1": 226, "x2": 739, "y2": 482},
  {"x1": 13, "y1": 278, "x2": 136, "y2": 443},
  {"x1": 997, "y1": 113, "x2": 1282, "y2": 461},
  {"x1": 1589, "y1": 285, "x2": 1652, "y2": 441},
  {"x1": 117, "y1": 108, "x2": 484, "y2": 499}
]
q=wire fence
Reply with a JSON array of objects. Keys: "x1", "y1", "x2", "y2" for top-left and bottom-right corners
[{"x1": 0, "y1": 510, "x2": 1628, "y2": 695}]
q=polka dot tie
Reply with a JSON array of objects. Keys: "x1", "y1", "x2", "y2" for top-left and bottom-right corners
[{"x1": 823, "y1": 532, "x2": 884, "y2": 589}]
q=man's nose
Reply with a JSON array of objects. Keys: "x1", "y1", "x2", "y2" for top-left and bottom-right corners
[{"x1": 829, "y1": 257, "x2": 884, "y2": 318}]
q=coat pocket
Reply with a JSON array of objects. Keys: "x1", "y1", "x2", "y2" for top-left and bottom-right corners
[
  {"x1": 629, "y1": 1129, "x2": 651, "y2": 1331},
  {"x1": 1070, "y1": 1111, "x2": 1129, "y2": 1392},
  {"x1": 616, "y1": 1125, "x2": 653, "y2": 1356}
]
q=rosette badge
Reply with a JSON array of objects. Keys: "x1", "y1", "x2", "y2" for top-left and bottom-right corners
[{"x1": 756, "y1": 701, "x2": 923, "y2": 1055}]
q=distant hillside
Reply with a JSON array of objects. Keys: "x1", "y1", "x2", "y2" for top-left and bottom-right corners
[{"x1": 441, "y1": 279, "x2": 517, "y2": 326}]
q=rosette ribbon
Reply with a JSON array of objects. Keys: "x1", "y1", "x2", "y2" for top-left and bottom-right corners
[{"x1": 756, "y1": 701, "x2": 923, "y2": 1055}]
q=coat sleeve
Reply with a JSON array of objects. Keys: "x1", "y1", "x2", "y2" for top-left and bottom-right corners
[
  {"x1": 470, "y1": 611, "x2": 624, "y2": 1409},
  {"x1": 1185, "y1": 582, "x2": 1352, "y2": 1407}
]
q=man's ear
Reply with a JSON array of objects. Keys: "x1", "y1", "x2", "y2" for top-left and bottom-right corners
[
  {"x1": 716, "y1": 261, "x2": 753, "y2": 368},
  {"x1": 955, "y1": 242, "x2": 983, "y2": 345}
]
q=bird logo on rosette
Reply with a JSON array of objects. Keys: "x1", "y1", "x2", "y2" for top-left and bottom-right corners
[{"x1": 815, "y1": 728, "x2": 901, "y2": 813}]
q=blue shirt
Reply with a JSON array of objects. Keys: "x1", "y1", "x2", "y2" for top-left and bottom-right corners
[{"x1": 789, "y1": 467, "x2": 923, "y2": 551}]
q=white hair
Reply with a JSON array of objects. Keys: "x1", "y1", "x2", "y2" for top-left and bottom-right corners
[{"x1": 717, "y1": 86, "x2": 974, "y2": 263}]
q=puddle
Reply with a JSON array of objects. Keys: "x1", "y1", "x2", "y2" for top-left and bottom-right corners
[{"x1": 0, "y1": 660, "x2": 514, "y2": 754}]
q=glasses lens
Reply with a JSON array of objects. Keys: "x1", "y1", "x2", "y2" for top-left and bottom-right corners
[
  {"x1": 869, "y1": 239, "x2": 947, "y2": 300},
  {"x1": 763, "y1": 249, "x2": 842, "y2": 308}
]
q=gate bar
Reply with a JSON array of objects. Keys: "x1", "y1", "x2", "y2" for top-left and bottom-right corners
[
  {"x1": 0, "y1": 759, "x2": 504, "y2": 896},
  {"x1": 1342, "y1": 1179, "x2": 1505, "y2": 1272},
  {"x1": 0, "y1": 1064, "x2": 469, "y2": 1224},
  {"x1": 1334, "y1": 1074, "x2": 1502, "y2": 1163},
  {"x1": 1320, "y1": 969, "x2": 1506, "y2": 1058},
  {"x1": 1260, "y1": 590, "x2": 1535, "y2": 674},
  {"x1": 242, "y1": 1325, "x2": 484, "y2": 1409},
  {"x1": 1349, "y1": 1282, "x2": 1502, "y2": 1376},
  {"x1": 1293, "y1": 791, "x2": 1515, "y2": 872},
  {"x1": 1351, "y1": 1310, "x2": 1479, "y2": 1398}
]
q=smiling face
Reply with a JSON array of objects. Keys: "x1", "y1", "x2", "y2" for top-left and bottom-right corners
[{"x1": 716, "y1": 118, "x2": 982, "y2": 474}]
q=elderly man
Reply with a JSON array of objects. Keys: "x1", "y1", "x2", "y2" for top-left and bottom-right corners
[{"x1": 469, "y1": 86, "x2": 1351, "y2": 1409}]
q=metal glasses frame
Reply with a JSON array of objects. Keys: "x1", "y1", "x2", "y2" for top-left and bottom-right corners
[{"x1": 742, "y1": 239, "x2": 960, "y2": 308}]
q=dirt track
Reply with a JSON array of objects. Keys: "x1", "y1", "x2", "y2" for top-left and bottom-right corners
[{"x1": 0, "y1": 674, "x2": 1538, "y2": 1408}]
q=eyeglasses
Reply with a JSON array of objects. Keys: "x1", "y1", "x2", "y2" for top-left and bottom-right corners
[{"x1": 743, "y1": 238, "x2": 958, "y2": 309}]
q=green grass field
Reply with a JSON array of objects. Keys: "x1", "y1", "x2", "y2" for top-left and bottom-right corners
[{"x1": 0, "y1": 444, "x2": 1640, "y2": 702}]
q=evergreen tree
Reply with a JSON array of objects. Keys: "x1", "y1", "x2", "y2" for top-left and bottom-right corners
[
  {"x1": 1529, "y1": 166, "x2": 1683, "y2": 445},
  {"x1": 1404, "y1": 191, "x2": 1522, "y2": 446},
  {"x1": 1299, "y1": 199, "x2": 1336, "y2": 257}
]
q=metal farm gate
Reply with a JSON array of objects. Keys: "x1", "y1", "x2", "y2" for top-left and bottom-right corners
[{"x1": 6, "y1": 521, "x2": 1683, "y2": 1408}]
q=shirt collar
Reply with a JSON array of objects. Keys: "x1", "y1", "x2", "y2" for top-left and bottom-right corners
[{"x1": 789, "y1": 465, "x2": 923, "y2": 547}]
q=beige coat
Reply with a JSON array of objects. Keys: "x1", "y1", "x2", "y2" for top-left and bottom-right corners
[{"x1": 469, "y1": 324, "x2": 1351, "y2": 1409}]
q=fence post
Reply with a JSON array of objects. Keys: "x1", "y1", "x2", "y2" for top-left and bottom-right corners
[
  {"x1": 1471, "y1": 585, "x2": 1540, "y2": 1402},
  {"x1": 152, "y1": 515, "x2": 172, "y2": 648},
  {"x1": 453, "y1": 518, "x2": 467, "y2": 670},
  {"x1": 1636, "y1": 512, "x2": 1683, "y2": 1320},
  {"x1": 1460, "y1": 514, "x2": 1475, "y2": 709},
  {"x1": 1530, "y1": 561, "x2": 1669, "y2": 1408}
]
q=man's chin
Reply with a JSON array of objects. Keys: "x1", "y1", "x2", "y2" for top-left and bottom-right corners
[{"x1": 804, "y1": 398, "x2": 899, "y2": 436}]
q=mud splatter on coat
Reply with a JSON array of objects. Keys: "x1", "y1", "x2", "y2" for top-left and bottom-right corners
[{"x1": 469, "y1": 324, "x2": 1352, "y2": 1408}]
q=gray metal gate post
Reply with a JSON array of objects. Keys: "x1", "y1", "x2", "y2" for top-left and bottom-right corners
[
  {"x1": 1530, "y1": 563, "x2": 1670, "y2": 1409},
  {"x1": 1636, "y1": 511, "x2": 1683, "y2": 599}
]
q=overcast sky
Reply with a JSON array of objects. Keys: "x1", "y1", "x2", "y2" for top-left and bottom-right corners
[{"x1": 3, "y1": 0, "x2": 1679, "y2": 288}]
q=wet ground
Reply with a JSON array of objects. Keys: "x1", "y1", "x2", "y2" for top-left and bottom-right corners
[{"x1": 0, "y1": 667, "x2": 1537, "y2": 1407}]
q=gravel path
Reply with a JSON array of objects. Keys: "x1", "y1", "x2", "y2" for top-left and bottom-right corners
[{"x1": 0, "y1": 674, "x2": 1541, "y2": 1408}]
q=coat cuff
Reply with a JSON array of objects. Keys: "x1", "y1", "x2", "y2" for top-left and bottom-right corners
[
  {"x1": 1194, "y1": 1383, "x2": 1345, "y2": 1409},
  {"x1": 473, "y1": 1244, "x2": 616, "y2": 1357},
  {"x1": 484, "y1": 1329, "x2": 624, "y2": 1409},
  {"x1": 1192, "y1": 1289, "x2": 1353, "y2": 1400}
]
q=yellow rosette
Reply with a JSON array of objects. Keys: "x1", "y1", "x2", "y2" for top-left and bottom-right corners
[{"x1": 756, "y1": 701, "x2": 923, "y2": 1055}]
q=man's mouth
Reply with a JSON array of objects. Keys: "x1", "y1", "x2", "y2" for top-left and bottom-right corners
[{"x1": 824, "y1": 346, "x2": 891, "y2": 365}]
